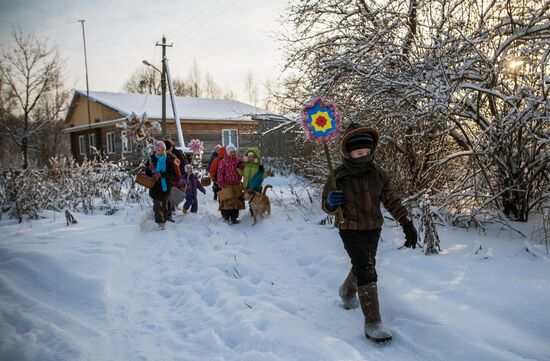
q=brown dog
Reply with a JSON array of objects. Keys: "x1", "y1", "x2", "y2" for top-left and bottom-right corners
[{"x1": 243, "y1": 185, "x2": 272, "y2": 225}]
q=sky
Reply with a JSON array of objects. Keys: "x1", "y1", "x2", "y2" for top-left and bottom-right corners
[{"x1": 0, "y1": 0, "x2": 289, "y2": 103}]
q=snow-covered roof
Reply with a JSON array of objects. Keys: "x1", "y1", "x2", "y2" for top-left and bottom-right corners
[{"x1": 73, "y1": 90, "x2": 283, "y2": 122}]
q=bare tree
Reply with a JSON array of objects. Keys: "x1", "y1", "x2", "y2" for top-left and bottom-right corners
[
  {"x1": 244, "y1": 70, "x2": 259, "y2": 106},
  {"x1": 124, "y1": 66, "x2": 162, "y2": 94},
  {"x1": 0, "y1": 29, "x2": 68, "y2": 169},
  {"x1": 222, "y1": 89, "x2": 237, "y2": 100},
  {"x1": 204, "y1": 71, "x2": 221, "y2": 99},
  {"x1": 124, "y1": 65, "x2": 197, "y2": 97},
  {"x1": 279, "y1": 0, "x2": 550, "y2": 221},
  {"x1": 172, "y1": 77, "x2": 193, "y2": 96},
  {"x1": 188, "y1": 59, "x2": 203, "y2": 97}
]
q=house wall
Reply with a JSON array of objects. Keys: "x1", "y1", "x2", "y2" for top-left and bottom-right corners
[
  {"x1": 66, "y1": 95, "x2": 123, "y2": 128},
  {"x1": 65, "y1": 95, "x2": 285, "y2": 166},
  {"x1": 161, "y1": 120, "x2": 261, "y2": 156},
  {"x1": 69, "y1": 126, "x2": 143, "y2": 165}
]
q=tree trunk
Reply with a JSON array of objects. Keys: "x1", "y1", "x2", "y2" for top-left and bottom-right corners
[{"x1": 22, "y1": 136, "x2": 28, "y2": 169}]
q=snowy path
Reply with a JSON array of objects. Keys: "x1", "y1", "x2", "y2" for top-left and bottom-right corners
[
  {"x1": 105, "y1": 195, "x2": 431, "y2": 361},
  {"x1": 1, "y1": 175, "x2": 550, "y2": 361}
]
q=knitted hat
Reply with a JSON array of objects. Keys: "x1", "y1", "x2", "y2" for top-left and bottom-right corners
[
  {"x1": 346, "y1": 132, "x2": 374, "y2": 151},
  {"x1": 226, "y1": 143, "x2": 236, "y2": 153}
]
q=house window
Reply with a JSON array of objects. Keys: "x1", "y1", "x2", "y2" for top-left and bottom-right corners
[
  {"x1": 79, "y1": 135, "x2": 86, "y2": 156},
  {"x1": 106, "y1": 132, "x2": 116, "y2": 154},
  {"x1": 222, "y1": 129, "x2": 238, "y2": 148},
  {"x1": 89, "y1": 133, "x2": 96, "y2": 154},
  {"x1": 121, "y1": 130, "x2": 132, "y2": 153}
]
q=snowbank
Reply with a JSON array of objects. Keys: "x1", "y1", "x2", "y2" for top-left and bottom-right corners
[{"x1": 1, "y1": 175, "x2": 549, "y2": 361}]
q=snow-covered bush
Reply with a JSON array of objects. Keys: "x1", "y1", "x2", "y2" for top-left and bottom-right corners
[
  {"x1": 419, "y1": 195, "x2": 441, "y2": 255},
  {"x1": 0, "y1": 154, "x2": 145, "y2": 222}
]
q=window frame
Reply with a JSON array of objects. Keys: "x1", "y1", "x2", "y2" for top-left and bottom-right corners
[
  {"x1": 89, "y1": 133, "x2": 96, "y2": 154},
  {"x1": 79, "y1": 135, "x2": 86, "y2": 156},
  {"x1": 106, "y1": 131, "x2": 116, "y2": 154},
  {"x1": 221, "y1": 129, "x2": 239, "y2": 148},
  {"x1": 121, "y1": 130, "x2": 132, "y2": 153}
]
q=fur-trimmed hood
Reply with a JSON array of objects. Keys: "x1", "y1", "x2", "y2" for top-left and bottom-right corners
[
  {"x1": 244, "y1": 147, "x2": 262, "y2": 164},
  {"x1": 340, "y1": 124, "x2": 380, "y2": 158}
]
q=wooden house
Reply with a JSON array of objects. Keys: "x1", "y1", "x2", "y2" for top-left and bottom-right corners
[{"x1": 64, "y1": 90, "x2": 287, "y2": 164}]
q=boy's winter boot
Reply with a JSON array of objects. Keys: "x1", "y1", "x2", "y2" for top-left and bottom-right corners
[
  {"x1": 357, "y1": 283, "x2": 392, "y2": 342},
  {"x1": 338, "y1": 271, "x2": 359, "y2": 309}
]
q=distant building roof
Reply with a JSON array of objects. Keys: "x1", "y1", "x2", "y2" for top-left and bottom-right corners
[{"x1": 71, "y1": 90, "x2": 285, "y2": 122}]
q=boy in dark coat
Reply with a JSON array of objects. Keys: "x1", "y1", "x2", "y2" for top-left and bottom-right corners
[
  {"x1": 179, "y1": 164, "x2": 206, "y2": 214},
  {"x1": 145, "y1": 141, "x2": 177, "y2": 228},
  {"x1": 322, "y1": 123, "x2": 418, "y2": 342}
]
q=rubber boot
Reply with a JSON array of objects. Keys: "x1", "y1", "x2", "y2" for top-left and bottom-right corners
[
  {"x1": 338, "y1": 270, "x2": 359, "y2": 309},
  {"x1": 357, "y1": 283, "x2": 392, "y2": 342}
]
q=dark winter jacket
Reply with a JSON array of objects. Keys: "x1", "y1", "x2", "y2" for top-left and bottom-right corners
[
  {"x1": 172, "y1": 147, "x2": 188, "y2": 173},
  {"x1": 146, "y1": 153, "x2": 177, "y2": 200},
  {"x1": 322, "y1": 125, "x2": 410, "y2": 230},
  {"x1": 207, "y1": 151, "x2": 218, "y2": 172},
  {"x1": 178, "y1": 173, "x2": 206, "y2": 198}
]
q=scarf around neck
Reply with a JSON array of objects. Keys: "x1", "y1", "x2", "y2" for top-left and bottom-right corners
[
  {"x1": 154, "y1": 153, "x2": 168, "y2": 191},
  {"x1": 336, "y1": 154, "x2": 375, "y2": 181}
]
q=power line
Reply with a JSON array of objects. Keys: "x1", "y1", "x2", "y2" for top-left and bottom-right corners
[
  {"x1": 172, "y1": 0, "x2": 240, "y2": 43},
  {"x1": 167, "y1": 0, "x2": 220, "y2": 38}
]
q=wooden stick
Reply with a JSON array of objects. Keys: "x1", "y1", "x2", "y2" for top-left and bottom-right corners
[{"x1": 323, "y1": 143, "x2": 345, "y2": 224}]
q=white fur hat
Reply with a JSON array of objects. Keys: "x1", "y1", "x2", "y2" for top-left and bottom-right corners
[{"x1": 226, "y1": 143, "x2": 236, "y2": 153}]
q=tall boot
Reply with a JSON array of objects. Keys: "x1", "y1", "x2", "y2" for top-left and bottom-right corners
[
  {"x1": 338, "y1": 270, "x2": 359, "y2": 309},
  {"x1": 357, "y1": 283, "x2": 392, "y2": 342}
]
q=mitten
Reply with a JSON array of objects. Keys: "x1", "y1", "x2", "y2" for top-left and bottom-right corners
[
  {"x1": 327, "y1": 190, "x2": 344, "y2": 208},
  {"x1": 402, "y1": 220, "x2": 418, "y2": 249}
]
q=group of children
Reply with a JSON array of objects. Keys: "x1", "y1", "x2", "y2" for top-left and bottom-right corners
[
  {"x1": 209, "y1": 144, "x2": 269, "y2": 223},
  {"x1": 170, "y1": 142, "x2": 269, "y2": 224},
  {"x1": 149, "y1": 125, "x2": 419, "y2": 343}
]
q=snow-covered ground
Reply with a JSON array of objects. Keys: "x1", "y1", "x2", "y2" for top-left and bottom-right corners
[{"x1": 1, "y1": 174, "x2": 549, "y2": 361}]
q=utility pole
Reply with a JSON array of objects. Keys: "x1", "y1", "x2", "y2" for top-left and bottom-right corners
[
  {"x1": 156, "y1": 35, "x2": 172, "y2": 139},
  {"x1": 78, "y1": 19, "x2": 92, "y2": 131}
]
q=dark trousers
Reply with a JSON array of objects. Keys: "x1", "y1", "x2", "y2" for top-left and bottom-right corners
[
  {"x1": 222, "y1": 209, "x2": 239, "y2": 221},
  {"x1": 212, "y1": 182, "x2": 220, "y2": 201},
  {"x1": 230, "y1": 209, "x2": 239, "y2": 221},
  {"x1": 153, "y1": 198, "x2": 168, "y2": 223},
  {"x1": 183, "y1": 195, "x2": 198, "y2": 213},
  {"x1": 167, "y1": 199, "x2": 175, "y2": 212},
  {"x1": 339, "y1": 229, "x2": 381, "y2": 286}
]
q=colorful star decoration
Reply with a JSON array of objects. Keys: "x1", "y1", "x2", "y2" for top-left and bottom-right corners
[{"x1": 300, "y1": 97, "x2": 342, "y2": 143}]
